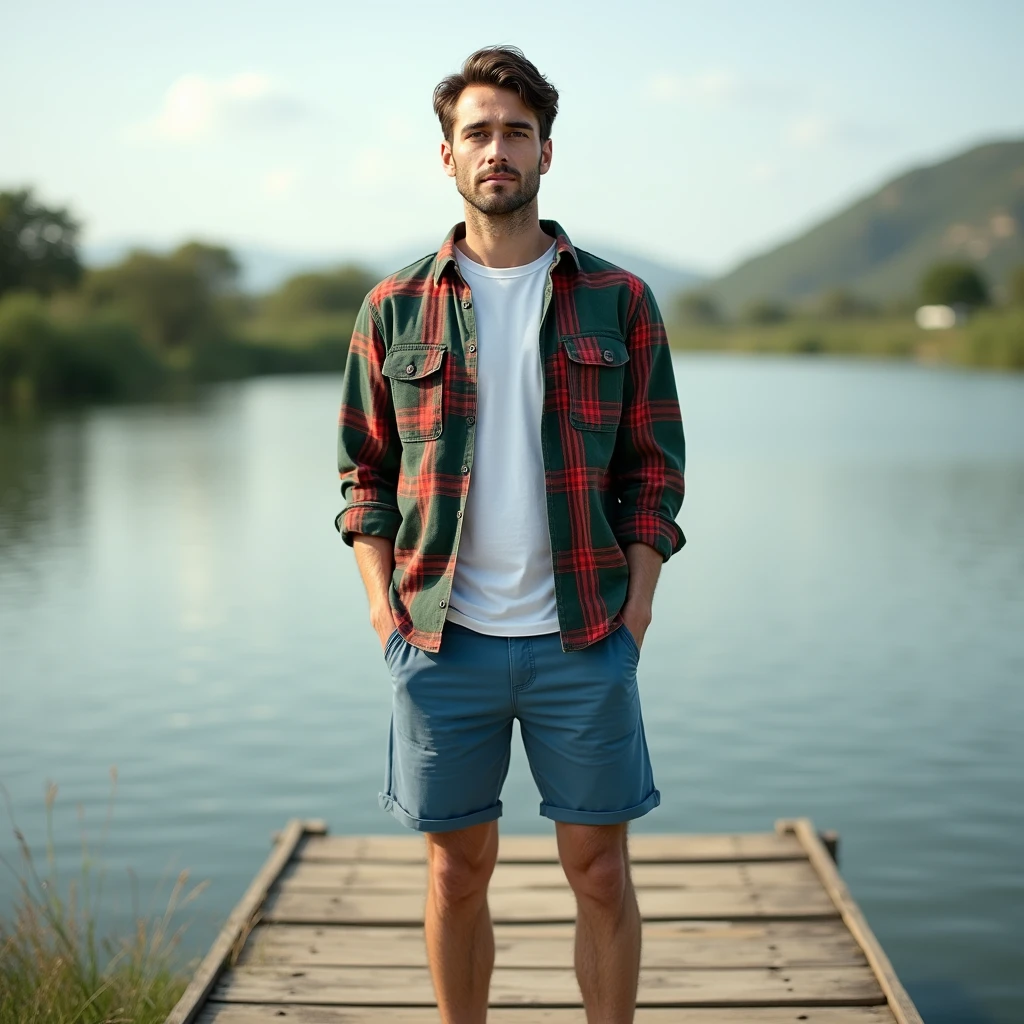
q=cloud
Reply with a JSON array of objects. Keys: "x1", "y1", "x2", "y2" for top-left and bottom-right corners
[
  {"x1": 787, "y1": 114, "x2": 836, "y2": 149},
  {"x1": 647, "y1": 69, "x2": 741, "y2": 106},
  {"x1": 262, "y1": 167, "x2": 299, "y2": 197},
  {"x1": 135, "y1": 73, "x2": 305, "y2": 143}
]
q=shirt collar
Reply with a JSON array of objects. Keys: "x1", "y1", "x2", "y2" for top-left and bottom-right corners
[{"x1": 432, "y1": 218, "x2": 580, "y2": 285}]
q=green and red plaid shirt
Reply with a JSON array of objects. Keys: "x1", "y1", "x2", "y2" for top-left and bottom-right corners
[{"x1": 336, "y1": 219, "x2": 686, "y2": 653}]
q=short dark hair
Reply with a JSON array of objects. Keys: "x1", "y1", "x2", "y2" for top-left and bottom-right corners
[{"x1": 433, "y1": 46, "x2": 559, "y2": 143}]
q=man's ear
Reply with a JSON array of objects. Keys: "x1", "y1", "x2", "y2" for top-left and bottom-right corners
[
  {"x1": 441, "y1": 139, "x2": 457, "y2": 178},
  {"x1": 540, "y1": 137, "x2": 553, "y2": 175}
]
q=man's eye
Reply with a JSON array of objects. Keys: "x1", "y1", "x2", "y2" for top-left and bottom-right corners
[{"x1": 509, "y1": 131, "x2": 527, "y2": 138}]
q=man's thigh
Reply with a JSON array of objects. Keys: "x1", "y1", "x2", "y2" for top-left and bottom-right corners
[
  {"x1": 380, "y1": 622, "x2": 515, "y2": 833},
  {"x1": 516, "y1": 626, "x2": 660, "y2": 825}
]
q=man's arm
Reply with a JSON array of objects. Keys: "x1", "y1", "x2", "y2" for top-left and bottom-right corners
[
  {"x1": 336, "y1": 294, "x2": 403, "y2": 648},
  {"x1": 612, "y1": 282, "x2": 687, "y2": 647},
  {"x1": 353, "y1": 535, "x2": 398, "y2": 649}
]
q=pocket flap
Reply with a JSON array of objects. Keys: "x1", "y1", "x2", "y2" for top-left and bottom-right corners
[
  {"x1": 562, "y1": 334, "x2": 629, "y2": 367},
  {"x1": 382, "y1": 346, "x2": 446, "y2": 380}
]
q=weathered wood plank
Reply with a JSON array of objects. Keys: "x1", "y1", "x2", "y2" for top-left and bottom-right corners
[
  {"x1": 239, "y1": 920, "x2": 867, "y2": 969},
  {"x1": 197, "y1": 1005, "x2": 898, "y2": 1023},
  {"x1": 262, "y1": 886, "x2": 837, "y2": 925},
  {"x1": 276, "y1": 860, "x2": 820, "y2": 894},
  {"x1": 296, "y1": 833, "x2": 806, "y2": 864},
  {"x1": 211, "y1": 964, "x2": 885, "y2": 1007},
  {"x1": 777, "y1": 820, "x2": 924, "y2": 1024},
  {"x1": 166, "y1": 819, "x2": 316, "y2": 1024}
]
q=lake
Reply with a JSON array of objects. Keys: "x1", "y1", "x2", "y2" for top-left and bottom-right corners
[{"x1": 1, "y1": 354, "x2": 1022, "y2": 1023}]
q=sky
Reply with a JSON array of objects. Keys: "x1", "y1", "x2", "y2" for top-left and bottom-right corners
[{"x1": 4, "y1": 0, "x2": 1024, "y2": 276}]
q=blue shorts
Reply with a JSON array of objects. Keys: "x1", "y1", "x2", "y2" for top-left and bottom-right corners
[{"x1": 379, "y1": 620, "x2": 660, "y2": 832}]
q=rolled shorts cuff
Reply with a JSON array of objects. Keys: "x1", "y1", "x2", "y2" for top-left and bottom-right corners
[
  {"x1": 378, "y1": 792, "x2": 503, "y2": 833},
  {"x1": 539, "y1": 788, "x2": 661, "y2": 826}
]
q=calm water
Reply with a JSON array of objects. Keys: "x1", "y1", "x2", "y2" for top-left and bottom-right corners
[{"x1": 1, "y1": 354, "x2": 1022, "y2": 1022}]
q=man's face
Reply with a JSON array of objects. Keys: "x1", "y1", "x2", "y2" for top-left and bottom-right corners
[{"x1": 442, "y1": 84, "x2": 552, "y2": 216}]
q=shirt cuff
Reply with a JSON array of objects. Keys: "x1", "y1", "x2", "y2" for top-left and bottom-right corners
[
  {"x1": 614, "y1": 509, "x2": 686, "y2": 562},
  {"x1": 335, "y1": 502, "x2": 402, "y2": 547}
]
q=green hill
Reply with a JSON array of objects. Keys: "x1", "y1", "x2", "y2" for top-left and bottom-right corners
[{"x1": 709, "y1": 138, "x2": 1024, "y2": 313}]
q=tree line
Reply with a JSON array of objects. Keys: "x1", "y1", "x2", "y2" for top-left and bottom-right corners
[
  {"x1": 0, "y1": 188, "x2": 377, "y2": 411},
  {"x1": 673, "y1": 262, "x2": 1024, "y2": 328}
]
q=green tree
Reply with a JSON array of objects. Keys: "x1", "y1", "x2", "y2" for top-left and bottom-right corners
[
  {"x1": 673, "y1": 289, "x2": 723, "y2": 326},
  {"x1": 1008, "y1": 265, "x2": 1024, "y2": 307},
  {"x1": 919, "y1": 261, "x2": 989, "y2": 307},
  {"x1": 0, "y1": 188, "x2": 82, "y2": 299},
  {"x1": 171, "y1": 241, "x2": 240, "y2": 295},
  {"x1": 741, "y1": 298, "x2": 789, "y2": 325},
  {"x1": 262, "y1": 264, "x2": 376, "y2": 321},
  {"x1": 816, "y1": 288, "x2": 877, "y2": 320},
  {"x1": 81, "y1": 250, "x2": 220, "y2": 350}
]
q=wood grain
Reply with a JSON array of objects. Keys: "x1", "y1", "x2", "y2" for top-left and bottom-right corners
[
  {"x1": 295, "y1": 833, "x2": 806, "y2": 864},
  {"x1": 210, "y1": 964, "x2": 885, "y2": 1007},
  {"x1": 262, "y1": 885, "x2": 837, "y2": 925},
  {"x1": 276, "y1": 860, "x2": 820, "y2": 894},
  {"x1": 197, "y1": 1006, "x2": 898, "y2": 1024},
  {"x1": 239, "y1": 919, "x2": 867, "y2": 969}
]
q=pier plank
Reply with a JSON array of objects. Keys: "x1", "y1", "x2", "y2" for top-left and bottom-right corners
[
  {"x1": 263, "y1": 885, "x2": 836, "y2": 925},
  {"x1": 197, "y1": 1007, "x2": 899, "y2": 1024},
  {"x1": 296, "y1": 833, "x2": 805, "y2": 864},
  {"x1": 277, "y1": 860, "x2": 820, "y2": 893},
  {"x1": 210, "y1": 964, "x2": 885, "y2": 1007},
  {"x1": 239, "y1": 920, "x2": 867, "y2": 969},
  {"x1": 171, "y1": 822, "x2": 923, "y2": 1024}
]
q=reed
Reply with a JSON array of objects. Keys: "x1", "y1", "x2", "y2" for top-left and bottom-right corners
[{"x1": 0, "y1": 768, "x2": 207, "y2": 1024}]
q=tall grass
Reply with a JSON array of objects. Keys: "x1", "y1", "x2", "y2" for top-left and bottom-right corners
[{"x1": 0, "y1": 768, "x2": 207, "y2": 1024}]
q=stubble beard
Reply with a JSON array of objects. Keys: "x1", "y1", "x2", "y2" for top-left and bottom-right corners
[{"x1": 454, "y1": 157, "x2": 543, "y2": 224}]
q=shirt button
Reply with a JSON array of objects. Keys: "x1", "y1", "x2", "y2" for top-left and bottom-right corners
[
  {"x1": 439, "y1": 599, "x2": 447, "y2": 608},
  {"x1": 405, "y1": 363, "x2": 416, "y2": 374},
  {"x1": 468, "y1": 344, "x2": 476, "y2": 353},
  {"x1": 461, "y1": 464, "x2": 469, "y2": 474},
  {"x1": 602, "y1": 349, "x2": 615, "y2": 363},
  {"x1": 456, "y1": 510, "x2": 463, "y2": 519},
  {"x1": 462, "y1": 300, "x2": 472, "y2": 309},
  {"x1": 467, "y1": 415, "x2": 476, "y2": 425}
]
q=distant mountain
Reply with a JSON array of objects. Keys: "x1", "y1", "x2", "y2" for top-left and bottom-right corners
[
  {"x1": 84, "y1": 238, "x2": 704, "y2": 313},
  {"x1": 709, "y1": 138, "x2": 1024, "y2": 312}
]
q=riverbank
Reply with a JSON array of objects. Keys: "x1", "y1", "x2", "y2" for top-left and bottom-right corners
[
  {"x1": 0, "y1": 776, "x2": 199, "y2": 1024},
  {"x1": 667, "y1": 309, "x2": 1024, "y2": 370}
]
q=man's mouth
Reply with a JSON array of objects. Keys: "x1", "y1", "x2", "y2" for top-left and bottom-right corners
[{"x1": 481, "y1": 173, "x2": 518, "y2": 182}]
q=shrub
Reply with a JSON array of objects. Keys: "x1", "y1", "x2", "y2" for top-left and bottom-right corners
[{"x1": 0, "y1": 770, "x2": 204, "y2": 1023}]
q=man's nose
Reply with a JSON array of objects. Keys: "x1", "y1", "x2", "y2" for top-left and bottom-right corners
[{"x1": 484, "y1": 133, "x2": 510, "y2": 163}]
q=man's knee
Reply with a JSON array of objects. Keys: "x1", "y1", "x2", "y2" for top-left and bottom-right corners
[
  {"x1": 557, "y1": 823, "x2": 630, "y2": 909},
  {"x1": 426, "y1": 821, "x2": 498, "y2": 909}
]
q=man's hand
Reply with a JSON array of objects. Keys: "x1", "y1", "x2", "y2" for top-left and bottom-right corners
[
  {"x1": 352, "y1": 534, "x2": 398, "y2": 651},
  {"x1": 620, "y1": 542, "x2": 663, "y2": 651},
  {"x1": 371, "y1": 601, "x2": 399, "y2": 650},
  {"x1": 620, "y1": 599, "x2": 652, "y2": 651}
]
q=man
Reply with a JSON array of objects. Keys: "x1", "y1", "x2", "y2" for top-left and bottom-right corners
[{"x1": 335, "y1": 45, "x2": 686, "y2": 1024}]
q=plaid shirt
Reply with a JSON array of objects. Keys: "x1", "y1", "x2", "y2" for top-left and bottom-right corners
[{"x1": 336, "y1": 219, "x2": 686, "y2": 653}]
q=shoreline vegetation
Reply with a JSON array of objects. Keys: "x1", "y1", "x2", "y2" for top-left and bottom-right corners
[
  {"x1": 2, "y1": 187, "x2": 1023, "y2": 415},
  {"x1": 0, "y1": 770, "x2": 200, "y2": 1023}
]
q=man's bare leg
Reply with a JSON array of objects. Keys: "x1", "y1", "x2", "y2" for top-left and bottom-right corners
[
  {"x1": 556, "y1": 821, "x2": 640, "y2": 1022},
  {"x1": 424, "y1": 820, "x2": 499, "y2": 1024}
]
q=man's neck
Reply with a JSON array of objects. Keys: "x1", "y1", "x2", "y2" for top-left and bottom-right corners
[{"x1": 456, "y1": 201, "x2": 555, "y2": 268}]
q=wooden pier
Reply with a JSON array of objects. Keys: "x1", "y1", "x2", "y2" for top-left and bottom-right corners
[{"x1": 167, "y1": 817, "x2": 923, "y2": 1023}]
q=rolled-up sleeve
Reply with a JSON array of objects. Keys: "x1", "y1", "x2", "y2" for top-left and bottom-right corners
[
  {"x1": 335, "y1": 295, "x2": 402, "y2": 546},
  {"x1": 610, "y1": 283, "x2": 686, "y2": 561}
]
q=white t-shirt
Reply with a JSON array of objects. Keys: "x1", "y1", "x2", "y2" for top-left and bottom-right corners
[{"x1": 447, "y1": 240, "x2": 560, "y2": 636}]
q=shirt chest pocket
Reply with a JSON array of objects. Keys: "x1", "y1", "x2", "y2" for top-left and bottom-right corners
[
  {"x1": 561, "y1": 333, "x2": 630, "y2": 433},
  {"x1": 381, "y1": 345, "x2": 447, "y2": 442}
]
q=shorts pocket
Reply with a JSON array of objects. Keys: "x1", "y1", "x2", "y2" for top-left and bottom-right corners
[
  {"x1": 562, "y1": 333, "x2": 629, "y2": 433},
  {"x1": 382, "y1": 344, "x2": 446, "y2": 441},
  {"x1": 383, "y1": 627, "x2": 403, "y2": 663},
  {"x1": 617, "y1": 622, "x2": 641, "y2": 662}
]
